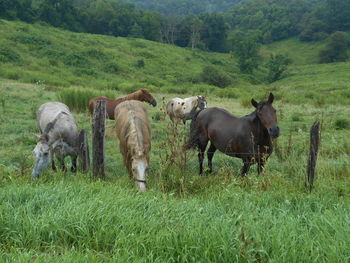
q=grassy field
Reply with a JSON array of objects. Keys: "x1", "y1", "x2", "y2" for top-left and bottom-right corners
[
  {"x1": 1, "y1": 79, "x2": 350, "y2": 262},
  {"x1": 1, "y1": 19, "x2": 350, "y2": 262}
]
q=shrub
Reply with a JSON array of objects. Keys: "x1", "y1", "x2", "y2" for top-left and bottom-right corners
[
  {"x1": 319, "y1": 32, "x2": 349, "y2": 63},
  {"x1": 0, "y1": 47, "x2": 21, "y2": 63},
  {"x1": 102, "y1": 62, "x2": 119, "y2": 73},
  {"x1": 12, "y1": 34, "x2": 51, "y2": 46},
  {"x1": 200, "y1": 66, "x2": 232, "y2": 88},
  {"x1": 334, "y1": 118, "x2": 350, "y2": 130},
  {"x1": 63, "y1": 53, "x2": 90, "y2": 67},
  {"x1": 136, "y1": 59, "x2": 145, "y2": 68},
  {"x1": 291, "y1": 113, "x2": 302, "y2": 122},
  {"x1": 265, "y1": 54, "x2": 292, "y2": 83}
]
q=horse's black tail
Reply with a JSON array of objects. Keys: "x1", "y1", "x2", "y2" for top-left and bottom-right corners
[{"x1": 184, "y1": 110, "x2": 201, "y2": 150}]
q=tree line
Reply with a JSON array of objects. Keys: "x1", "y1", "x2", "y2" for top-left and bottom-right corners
[{"x1": 1, "y1": 0, "x2": 349, "y2": 51}]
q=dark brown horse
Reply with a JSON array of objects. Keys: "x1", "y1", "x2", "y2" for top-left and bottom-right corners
[
  {"x1": 186, "y1": 93, "x2": 280, "y2": 176},
  {"x1": 88, "y1": 88, "x2": 157, "y2": 120}
]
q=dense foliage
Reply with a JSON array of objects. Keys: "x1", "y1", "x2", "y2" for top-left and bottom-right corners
[
  {"x1": 319, "y1": 31, "x2": 349, "y2": 63},
  {"x1": 1, "y1": 0, "x2": 349, "y2": 54},
  {"x1": 117, "y1": 0, "x2": 243, "y2": 15},
  {"x1": 225, "y1": 0, "x2": 350, "y2": 44}
]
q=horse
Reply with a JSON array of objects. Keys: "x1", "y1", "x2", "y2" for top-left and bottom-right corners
[
  {"x1": 114, "y1": 100, "x2": 151, "y2": 192},
  {"x1": 166, "y1": 95, "x2": 207, "y2": 124},
  {"x1": 32, "y1": 102, "x2": 79, "y2": 178},
  {"x1": 88, "y1": 88, "x2": 157, "y2": 120},
  {"x1": 185, "y1": 93, "x2": 280, "y2": 176}
]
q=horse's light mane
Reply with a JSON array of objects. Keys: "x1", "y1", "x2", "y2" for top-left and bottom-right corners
[{"x1": 115, "y1": 101, "x2": 150, "y2": 175}]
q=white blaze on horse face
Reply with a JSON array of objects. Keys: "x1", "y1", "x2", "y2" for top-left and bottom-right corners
[
  {"x1": 132, "y1": 159, "x2": 148, "y2": 192},
  {"x1": 32, "y1": 142, "x2": 51, "y2": 178}
]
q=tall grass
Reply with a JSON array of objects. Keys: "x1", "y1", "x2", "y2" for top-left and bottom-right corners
[{"x1": 57, "y1": 88, "x2": 116, "y2": 112}]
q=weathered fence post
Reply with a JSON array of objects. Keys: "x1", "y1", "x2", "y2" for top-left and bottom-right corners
[
  {"x1": 306, "y1": 120, "x2": 320, "y2": 192},
  {"x1": 78, "y1": 129, "x2": 90, "y2": 172},
  {"x1": 92, "y1": 100, "x2": 106, "y2": 179}
]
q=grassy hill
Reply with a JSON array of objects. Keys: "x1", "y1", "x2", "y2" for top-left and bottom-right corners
[
  {"x1": 0, "y1": 19, "x2": 240, "y2": 94},
  {"x1": 1, "y1": 20, "x2": 350, "y2": 106}
]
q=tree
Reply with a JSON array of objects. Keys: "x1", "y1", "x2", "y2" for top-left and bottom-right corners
[
  {"x1": 200, "y1": 13, "x2": 228, "y2": 52},
  {"x1": 266, "y1": 54, "x2": 292, "y2": 82},
  {"x1": 128, "y1": 22, "x2": 144, "y2": 38},
  {"x1": 319, "y1": 31, "x2": 348, "y2": 63},
  {"x1": 232, "y1": 31, "x2": 261, "y2": 74}
]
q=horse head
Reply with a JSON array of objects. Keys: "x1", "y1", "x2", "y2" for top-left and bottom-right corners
[
  {"x1": 197, "y1": 96, "x2": 207, "y2": 110},
  {"x1": 141, "y1": 88, "x2": 157, "y2": 107},
  {"x1": 130, "y1": 152, "x2": 149, "y2": 192},
  {"x1": 251, "y1": 93, "x2": 280, "y2": 138},
  {"x1": 32, "y1": 133, "x2": 51, "y2": 178}
]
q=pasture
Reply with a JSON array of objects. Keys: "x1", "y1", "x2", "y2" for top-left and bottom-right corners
[{"x1": 1, "y1": 79, "x2": 350, "y2": 262}]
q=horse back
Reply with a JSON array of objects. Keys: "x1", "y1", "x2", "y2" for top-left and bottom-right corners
[
  {"x1": 37, "y1": 102, "x2": 78, "y2": 147},
  {"x1": 196, "y1": 107, "x2": 255, "y2": 157}
]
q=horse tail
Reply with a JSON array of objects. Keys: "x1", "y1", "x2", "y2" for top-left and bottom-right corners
[{"x1": 184, "y1": 110, "x2": 201, "y2": 150}]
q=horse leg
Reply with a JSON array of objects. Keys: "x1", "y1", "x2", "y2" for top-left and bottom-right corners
[
  {"x1": 51, "y1": 159, "x2": 56, "y2": 171},
  {"x1": 51, "y1": 150, "x2": 56, "y2": 171},
  {"x1": 257, "y1": 160, "x2": 265, "y2": 174},
  {"x1": 207, "y1": 142, "x2": 217, "y2": 174},
  {"x1": 59, "y1": 157, "x2": 67, "y2": 172},
  {"x1": 71, "y1": 155, "x2": 77, "y2": 173},
  {"x1": 241, "y1": 159, "x2": 251, "y2": 177},
  {"x1": 198, "y1": 138, "x2": 208, "y2": 176}
]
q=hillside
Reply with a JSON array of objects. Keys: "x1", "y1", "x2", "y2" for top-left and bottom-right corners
[
  {"x1": 0, "y1": 19, "x2": 240, "y2": 93},
  {"x1": 0, "y1": 20, "x2": 350, "y2": 105}
]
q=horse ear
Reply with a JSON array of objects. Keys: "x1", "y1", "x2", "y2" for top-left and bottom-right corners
[
  {"x1": 251, "y1": 99, "x2": 258, "y2": 108},
  {"x1": 268, "y1": 93, "x2": 274, "y2": 104}
]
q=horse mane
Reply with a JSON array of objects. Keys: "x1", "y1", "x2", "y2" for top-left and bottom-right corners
[{"x1": 115, "y1": 101, "x2": 151, "y2": 175}]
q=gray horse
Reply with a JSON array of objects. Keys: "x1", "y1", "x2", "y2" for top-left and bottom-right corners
[{"x1": 32, "y1": 102, "x2": 79, "y2": 178}]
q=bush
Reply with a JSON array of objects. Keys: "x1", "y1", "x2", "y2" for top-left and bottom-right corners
[
  {"x1": 0, "y1": 47, "x2": 21, "y2": 63},
  {"x1": 200, "y1": 66, "x2": 232, "y2": 88},
  {"x1": 266, "y1": 54, "x2": 292, "y2": 83},
  {"x1": 102, "y1": 62, "x2": 119, "y2": 73},
  {"x1": 63, "y1": 53, "x2": 90, "y2": 67},
  {"x1": 12, "y1": 34, "x2": 51, "y2": 46},
  {"x1": 319, "y1": 32, "x2": 349, "y2": 63},
  {"x1": 136, "y1": 59, "x2": 145, "y2": 68},
  {"x1": 334, "y1": 118, "x2": 350, "y2": 130}
]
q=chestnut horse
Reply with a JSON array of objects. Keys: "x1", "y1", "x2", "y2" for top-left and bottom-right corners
[
  {"x1": 186, "y1": 93, "x2": 280, "y2": 176},
  {"x1": 88, "y1": 88, "x2": 157, "y2": 120},
  {"x1": 114, "y1": 100, "x2": 151, "y2": 192}
]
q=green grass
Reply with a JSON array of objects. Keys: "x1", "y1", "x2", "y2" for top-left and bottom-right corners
[
  {"x1": 261, "y1": 37, "x2": 327, "y2": 65},
  {"x1": 0, "y1": 19, "x2": 238, "y2": 92},
  {"x1": 1, "y1": 80, "x2": 350, "y2": 262}
]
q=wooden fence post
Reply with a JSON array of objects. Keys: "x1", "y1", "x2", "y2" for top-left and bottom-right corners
[
  {"x1": 306, "y1": 120, "x2": 320, "y2": 192},
  {"x1": 92, "y1": 100, "x2": 106, "y2": 179},
  {"x1": 78, "y1": 129, "x2": 90, "y2": 172}
]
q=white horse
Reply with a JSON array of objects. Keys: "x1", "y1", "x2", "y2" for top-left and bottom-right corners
[
  {"x1": 32, "y1": 102, "x2": 79, "y2": 178},
  {"x1": 166, "y1": 96, "x2": 207, "y2": 124}
]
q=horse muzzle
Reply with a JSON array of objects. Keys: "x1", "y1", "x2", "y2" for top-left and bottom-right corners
[{"x1": 268, "y1": 126, "x2": 280, "y2": 138}]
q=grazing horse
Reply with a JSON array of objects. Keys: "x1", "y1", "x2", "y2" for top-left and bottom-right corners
[
  {"x1": 166, "y1": 95, "x2": 207, "y2": 124},
  {"x1": 32, "y1": 102, "x2": 79, "y2": 178},
  {"x1": 114, "y1": 100, "x2": 151, "y2": 192},
  {"x1": 185, "y1": 93, "x2": 280, "y2": 176},
  {"x1": 88, "y1": 88, "x2": 157, "y2": 120}
]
